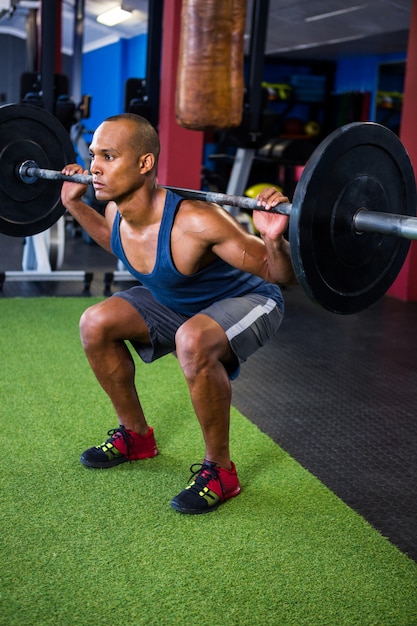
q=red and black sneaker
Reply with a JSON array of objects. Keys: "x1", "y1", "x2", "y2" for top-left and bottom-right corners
[
  {"x1": 170, "y1": 460, "x2": 241, "y2": 514},
  {"x1": 80, "y1": 425, "x2": 158, "y2": 468}
]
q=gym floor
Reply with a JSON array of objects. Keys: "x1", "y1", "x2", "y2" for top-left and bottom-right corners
[{"x1": 1, "y1": 226, "x2": 416, "y2": 562}]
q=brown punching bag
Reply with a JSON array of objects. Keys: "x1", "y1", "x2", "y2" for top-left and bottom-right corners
[{"x1": 176, "y1": 0, "x2": 247, "y2": 131}]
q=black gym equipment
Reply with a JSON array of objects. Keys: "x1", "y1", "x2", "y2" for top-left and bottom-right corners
[
  {"x1": 1, "y1": 103, "x2": 416, "y2": 314},
  {"x1": 289, "y1": 122, "x2": 417, "y2": 314},
  {"x1": 0, "y1": 103, "x2": 75, "y2": 237}
]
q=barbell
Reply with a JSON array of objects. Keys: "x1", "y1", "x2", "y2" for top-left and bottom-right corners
[{"x1": 1, "y1": 103, "x2": 416, "y2": 314}]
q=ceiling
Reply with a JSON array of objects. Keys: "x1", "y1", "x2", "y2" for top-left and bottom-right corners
[{"x1": 0, "y1": 0, "x2": 413, "y2": 60}]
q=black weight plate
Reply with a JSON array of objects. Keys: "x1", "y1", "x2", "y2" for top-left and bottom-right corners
[
  {"x1": 289, "y1": 122, "x2": 417, "y2": 314},
  {"x1": 0, "y1": 103, "x2": 76, "y2": 237}
]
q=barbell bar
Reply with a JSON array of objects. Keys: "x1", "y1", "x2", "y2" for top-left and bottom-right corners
[
  {"x1": 1, "y1": 103, "x2": 417, "y2": 314},
  {"x1": 17, "y1": 159, "x2": 417, "y2": 239},
  {"x1": 18, "y1": 160, "x2": 293, "y2": 214}
]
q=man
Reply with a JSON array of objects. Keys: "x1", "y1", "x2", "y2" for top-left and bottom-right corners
[{"x1": 61, "y1": 113, "x2": 295, "y2": 515}]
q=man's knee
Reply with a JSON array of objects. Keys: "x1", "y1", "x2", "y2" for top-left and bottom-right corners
[
  {"x1": 175, "y1": 316, "x2": 231, "y2": 373},
  {"x1": 80, "y1": 297, "x2": 151, "y2": 350},
  {"x1": 79, "y1": 302, "x2": 111, "y2": 348}
]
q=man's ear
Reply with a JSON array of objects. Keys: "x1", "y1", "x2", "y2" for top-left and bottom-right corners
[{"x1": 140, "y1": 152, "x2": 155, "y2": 173}]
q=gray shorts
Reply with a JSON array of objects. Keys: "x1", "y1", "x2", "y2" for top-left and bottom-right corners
[{"x1": 113, "y1": 286, "x2": 284, "y2": 379}]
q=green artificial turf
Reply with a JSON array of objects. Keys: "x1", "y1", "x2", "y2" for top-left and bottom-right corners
[{"x1": 1, "y1": 298, "x2": 416, "y2": 626}]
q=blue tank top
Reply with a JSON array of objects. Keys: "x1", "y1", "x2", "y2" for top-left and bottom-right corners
[{"x1": 110, "y1": 189, "x2": 284, "y2": 316}]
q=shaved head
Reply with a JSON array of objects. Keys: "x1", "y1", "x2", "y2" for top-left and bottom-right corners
[{"x1": 103, "y1": 113, "x2": 160, "y2": 167}]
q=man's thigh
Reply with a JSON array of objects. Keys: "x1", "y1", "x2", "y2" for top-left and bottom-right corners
[
  {"x1": 112, "y1": 286, "x2": 188, "y2": 362},
  {"x1": 84, "y1": 294, "x2": 152, "y2": 343}
]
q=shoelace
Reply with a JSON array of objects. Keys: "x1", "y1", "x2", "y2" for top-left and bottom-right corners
[
  {"x1": 106, "y1": 425, "x2": 133, "y2": 458},
  {"x1": 187, "y1": 462, "x2": 224, "y2": 497}
]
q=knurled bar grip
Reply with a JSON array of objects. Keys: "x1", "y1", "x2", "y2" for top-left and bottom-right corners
[{"x1": 164, "y1": 186, "x2": 292, "y2": 215}]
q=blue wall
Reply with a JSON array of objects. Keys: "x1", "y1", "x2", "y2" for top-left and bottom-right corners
[
  {"x1": 334, "y1": 52, "x2": 406, "y2": 120},
  {"x1": 81, "y1": 34, "x2": 147, "y2": 132}
]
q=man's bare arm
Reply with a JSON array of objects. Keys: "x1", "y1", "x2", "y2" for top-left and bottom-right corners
[
  {"x1": 61, "y1": 165, "x2": 113, "y2": 252},
  {"x1": 197, "y1": 190, "x2": 296, "y2": 285},
  {"x1": 252, "y1": 188, "x2": 296, "y2": 285}
]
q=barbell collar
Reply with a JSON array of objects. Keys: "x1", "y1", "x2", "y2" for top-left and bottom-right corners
[
  {"x1": 354, "y1": 209, "x2": 417, "y2": 240},
  {"x1": 18, "y1": 160, "x2": 93, "y2": 185}
]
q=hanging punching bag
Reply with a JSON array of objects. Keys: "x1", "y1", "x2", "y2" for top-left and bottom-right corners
[{"x1": 176, "y1": 0, "x2": 247, "y2": 130}]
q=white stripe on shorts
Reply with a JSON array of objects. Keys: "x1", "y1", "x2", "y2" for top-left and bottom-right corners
[{"x1": 225, "y1": 298, "x2": 277, "y2": 341}]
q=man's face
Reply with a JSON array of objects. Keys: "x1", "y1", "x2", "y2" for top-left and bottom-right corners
[{"x1": 89, "y1": 120, "x2": 143, "y2": 203}]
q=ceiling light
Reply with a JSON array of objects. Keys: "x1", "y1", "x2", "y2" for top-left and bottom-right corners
[{"x1": 97, "y1": 6, "x2": 132, "y2": 27}]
